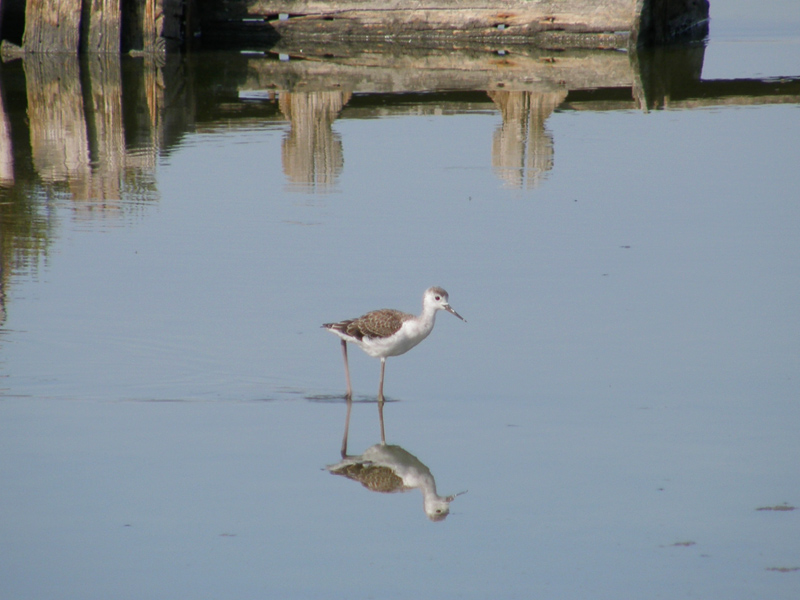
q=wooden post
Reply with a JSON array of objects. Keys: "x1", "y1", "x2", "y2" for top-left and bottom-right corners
[
  {"x1": 633, "y1": 0, "x2": 709, "y2": 45},
  {"x1": 83, "y1": 0, "x2": 122, "y2": 53},
  {"x1": 125, "y1": 0, "x2": 184, "y2": 54},
  {"x1": 15, "y1": 0, "x2": 182, "y2": 55},
  {"x1": 23, "y1": 0, "x2": 82, "y2": 53},
  {"x1": 142, "y1": 0, "x2": 164, "y2": 54}
]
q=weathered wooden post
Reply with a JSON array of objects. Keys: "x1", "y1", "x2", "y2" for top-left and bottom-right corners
[
  {"x1": 83, "y1": 0, "x2": 122, "y2": 53},
  {"x1": 633, "y1": 0, "x2": 709, "y2": 45},
  {"x1": 12, "y1": 0, "x2": 122, "y2": 53},
  {"x1": 23, "y1": 0, "x2": 82, "y2": 53},
  {"x1": 2, "y1": 0, "x2": 184, "y2": 54},
  {"x1": 124, "y1": 0, "x2": 185, "y2": 54}
]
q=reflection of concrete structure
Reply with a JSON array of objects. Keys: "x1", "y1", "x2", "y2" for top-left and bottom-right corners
[
  {"x1": 0, "y1": 45, "x2": 797, "y2": 211},
  {"x1": 488, "y1": 90, "x2": 567, "y2": 189},
  {"x1": 278, "y1": 91, "x2": 351, "y2": 192}
]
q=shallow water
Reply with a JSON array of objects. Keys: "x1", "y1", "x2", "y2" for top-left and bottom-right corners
[{"x1": 1, "y1": 1, "x2": 799, "y2": 598}]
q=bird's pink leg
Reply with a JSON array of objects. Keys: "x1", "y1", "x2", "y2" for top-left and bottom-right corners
[
  {"x1": 378, "y1": 358, "x2": 386, "y2": 402},
  {"x1": 341, "y1": 339, "x2": 352, "y2": 399}
]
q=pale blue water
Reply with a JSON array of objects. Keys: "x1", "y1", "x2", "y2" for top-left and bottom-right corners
[{"x1": 1, "y1": 1, "x2": 799, "y2": 598}]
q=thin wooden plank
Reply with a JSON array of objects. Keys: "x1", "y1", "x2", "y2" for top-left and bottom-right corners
[{"x1": 247, "y1": 0, "x2": 632, "y2": 22}]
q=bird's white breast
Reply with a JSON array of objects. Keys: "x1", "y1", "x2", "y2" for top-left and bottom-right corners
[{"x1": 357, "y1": 317, "x2": 434, "y2": 358}]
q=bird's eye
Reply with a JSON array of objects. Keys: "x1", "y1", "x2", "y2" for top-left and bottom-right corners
[{"x1": 435, "y1": 295, "x2": 441, "y2": 301}]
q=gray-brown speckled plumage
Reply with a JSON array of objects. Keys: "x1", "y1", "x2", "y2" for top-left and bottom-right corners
[{"x1": 323, "y1": 308, "x2": 414, "y2": 341}]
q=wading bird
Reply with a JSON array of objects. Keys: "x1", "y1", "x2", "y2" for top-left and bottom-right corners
[{"x1": 323, "y1": 286, "x2": 466, "y2": 402}]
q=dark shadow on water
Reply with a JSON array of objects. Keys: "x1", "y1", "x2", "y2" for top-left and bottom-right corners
[{"x1": 305, "y1": 393, "x2": 399, "y2": 404}]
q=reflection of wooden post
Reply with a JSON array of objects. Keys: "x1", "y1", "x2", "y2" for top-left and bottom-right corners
[
  {"x1": 84, "y1": 0, "x2": 122, "y2": 53},
  {"x1": 100, "y1": 54, "x2": 162, "y2": 207},
  {"x1": 121, "y1": 53, "x2": 166, "y2": 171},
  {"x1": 0, "y1": 79, "x2": 13, "y2": 186},
  {"x1": 23, "y1": 0, "x2": 82, "y2": 53},
  {"x1": 278, "y1": 91, "x2": 351, "y2": 192},
  {"x1": 488, "y1": 90, "x2": 567, "y2": 189},
  {"x1": 144, "y1": 58, "x2": 165, "y2": 131},
  {"x1": 23, "y1": 55, "x2": 90, "y2": 187},
  {"x1": 631, "y1": 44, "x2": 706, "y2": 111},
  {"x1": 0, "y1": 212, "x2": 6, "y2": 324},
  {"x1": 83, "y1": 54, "x2": 124, "y2": 213}
]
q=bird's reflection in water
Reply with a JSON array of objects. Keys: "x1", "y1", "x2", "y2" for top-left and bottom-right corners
[{"x1": 327, "y1": 398, "x2": 466, "y2": 521}]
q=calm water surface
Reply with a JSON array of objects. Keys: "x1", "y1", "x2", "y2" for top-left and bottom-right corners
[{"x1": 1, "y1": 2, "x2": 799, "y2": 599}]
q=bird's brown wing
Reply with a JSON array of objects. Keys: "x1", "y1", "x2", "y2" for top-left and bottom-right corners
[
  {"x1": 324, "y1": 309, "x2": 413, "y2": 341},
  {"x1": 338, "y1": 309, "x2": 411, "y2": 340}
]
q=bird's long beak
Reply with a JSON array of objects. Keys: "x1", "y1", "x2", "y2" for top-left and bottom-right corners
[
  {"x1": 445, "y1": 305, "x2": 466, "y2": 322},
  {"x1": 445, "y1": 490, "x2": 468, "y2": 501}
]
